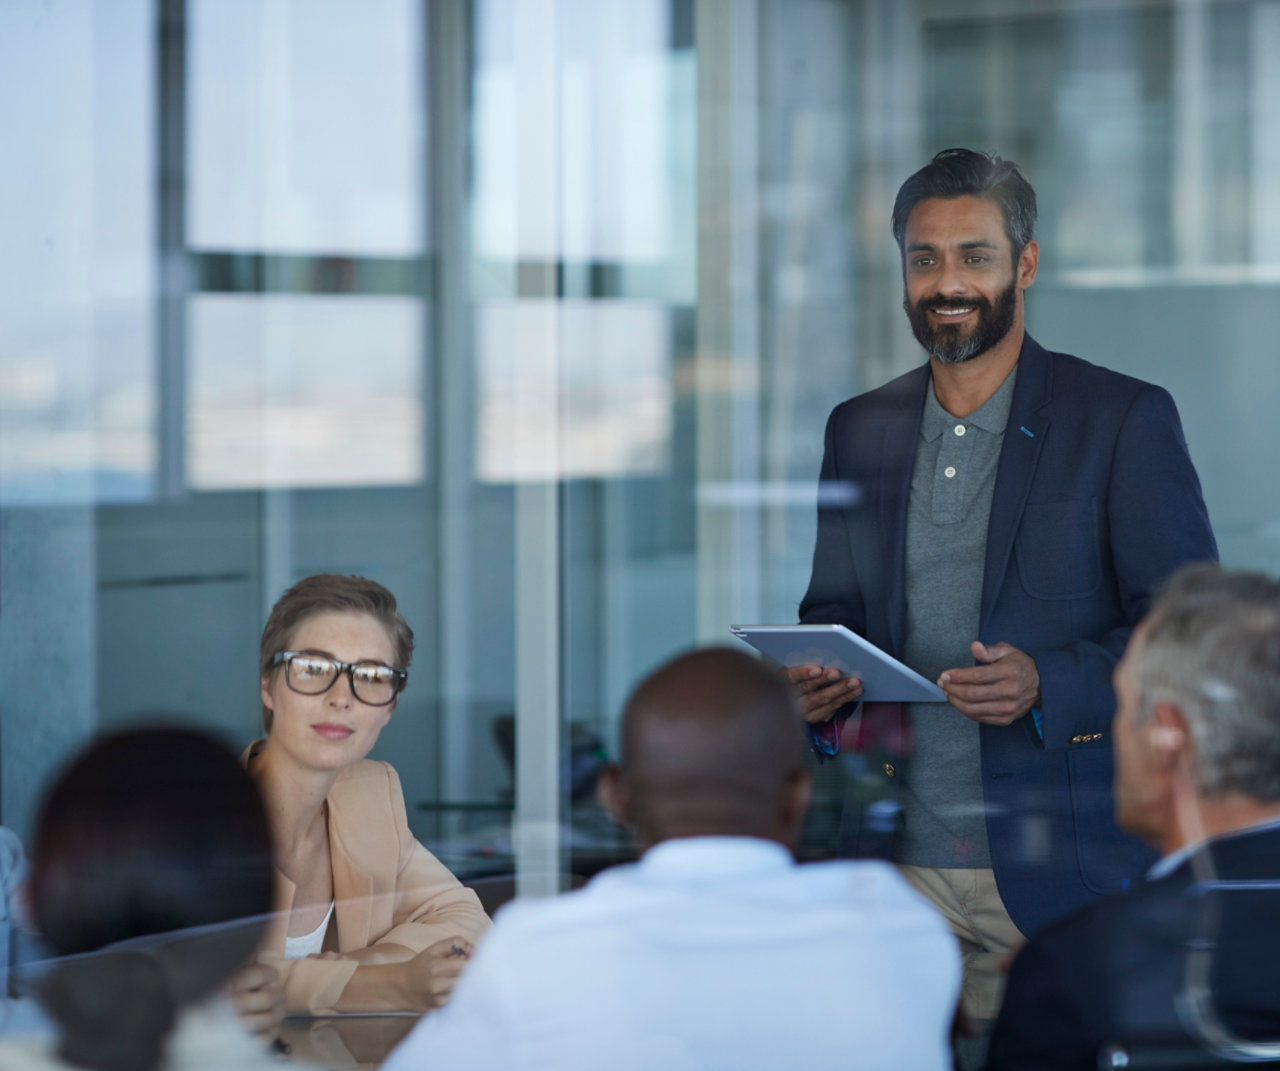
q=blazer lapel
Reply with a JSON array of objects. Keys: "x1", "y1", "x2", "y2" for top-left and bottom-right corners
[
  {"x1": 329, "y1": 818, "x2": 375, "y2": 952},
  {"x1": 981, "y1": 335, "x2": 1052, "y2": 629},
  {"x1": 879, "y1": 366, "x2": 929, "y2": 656}
]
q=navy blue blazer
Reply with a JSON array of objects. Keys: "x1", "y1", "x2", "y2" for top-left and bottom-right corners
[
  {"x1": 988, "y1": 823, "x2": 1280, "y2": 1070},
  {"x1": 799, "y1": 335, "x2": 1217, "y2": 936}
]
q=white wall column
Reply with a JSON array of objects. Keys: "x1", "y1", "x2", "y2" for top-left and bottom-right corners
[
  {"x1": 1250, "y1": 1, "x2": 1280, "y2": 266},
  {"x1": 695, "y1": 0, "x2": 763, "y2": 641},
  {"x1": 1172, "y1": 0, "x2": 1209, "y2": 271},
  {"x1": 428, "y1": 0, "x2": 477, "y2": 838},
  {"x1": 512, "y1": 0, "x2": 563, "y2": 899}
]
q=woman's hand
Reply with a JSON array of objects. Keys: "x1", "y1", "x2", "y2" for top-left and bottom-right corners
[
  {"x1": 391, "y1": 937, "x2": 475, "y2": 1011},
  {"x1": 334, "y1": 936, "x2": 475, "y2": 1014},
  {"x1": 226, "y1": 962, "x2": 285, "y2": 1042}
]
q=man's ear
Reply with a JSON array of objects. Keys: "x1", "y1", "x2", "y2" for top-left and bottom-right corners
[
  {"x1": 1017, "y1": 239, "x2": 1040, "y2": 290},
  {"x1": 596, "y1": 764, "x2": 630, "y2": 825},
  {"x1": 1149, "y1": 702, "x2": 1190, "y2": 758}
]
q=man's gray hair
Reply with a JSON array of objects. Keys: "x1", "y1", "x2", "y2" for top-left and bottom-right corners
[{"x1": 1136, "y1": 563, "x2": 1280, "y2": 800}]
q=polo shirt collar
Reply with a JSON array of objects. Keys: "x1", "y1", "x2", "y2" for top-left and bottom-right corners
[{"x1": 921, "y1": 365, "x2": 1018, "y2": 441}]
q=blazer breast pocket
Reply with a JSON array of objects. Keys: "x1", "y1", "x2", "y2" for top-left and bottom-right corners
[{"x1": 1014, "y1": 498, "x2": 1102, "y2": 600}]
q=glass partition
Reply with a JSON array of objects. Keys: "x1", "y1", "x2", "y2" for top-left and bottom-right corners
[{"x1": 3, "y1": 0, "x2": 1279, "y2": 902}]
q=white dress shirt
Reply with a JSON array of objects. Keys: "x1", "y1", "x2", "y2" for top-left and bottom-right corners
[
  {"x1": 1146, "y1": 812, "x2": 1280, "y2": 881},
  {"x1": 383, "y1": 836, "x2": 959, "y2": 1071}
]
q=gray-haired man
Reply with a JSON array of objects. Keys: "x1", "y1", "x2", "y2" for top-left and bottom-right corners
[{"x1": 989, "y1": 563, "x2": 1280, "y2": 1069}]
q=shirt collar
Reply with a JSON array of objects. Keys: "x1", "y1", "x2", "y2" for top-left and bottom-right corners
[
  {"x1": 920, "y1": 366, "x2": 1018, "y2": 442},
  {"x1": 638, "y1": 836, "x2": 794, "y2": 878},
  {"x1": 1147, "y1": 811, "x2": 1280, "y2": 881}
]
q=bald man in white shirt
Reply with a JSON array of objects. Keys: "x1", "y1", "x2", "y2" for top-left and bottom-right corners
[{"x1": 383, "y1": 647, "x2": 959, "y2": 1071}]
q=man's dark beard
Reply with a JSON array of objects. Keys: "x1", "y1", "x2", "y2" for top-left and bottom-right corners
[{"x1": 904, "y1": 279, "x2": 1018, "y2": 364}]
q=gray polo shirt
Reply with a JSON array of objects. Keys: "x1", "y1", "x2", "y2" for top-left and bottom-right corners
[{"x1": 896, "y1": 369, "x2": 1016, "y2": 869}]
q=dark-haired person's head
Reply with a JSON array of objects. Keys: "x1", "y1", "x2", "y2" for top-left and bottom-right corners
[
  {"x1": 28, "y1": 727, "x2": 274, "y2": 1071},
  {"x1": 893, "y1": 148, "x2": 1040, "y2": 366},
  {"x1": 892, "y1": 147, "x2": 1037, "y2": 265},
  {"x1": 258, "y1": 573, "x2": 414, "y2": 734},
  {"x1": 598, "y1": 647, "x2": 811, "y2": 852}
]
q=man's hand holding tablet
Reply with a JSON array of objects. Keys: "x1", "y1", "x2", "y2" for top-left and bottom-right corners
[{"x1": 785, "y1": 665, "x2": 864, "y2": 723}]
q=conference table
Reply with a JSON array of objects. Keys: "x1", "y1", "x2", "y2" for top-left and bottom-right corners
[{"x1": 279, "y1": 1014, "x2": 419, "y2": 1069}]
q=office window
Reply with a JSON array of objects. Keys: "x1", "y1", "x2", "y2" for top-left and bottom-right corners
[
  {"x1": 0, "y1": 0, "x2": 155, "y2": 506},
  {"x1": 187, "y1": 0, "x2": 423, "y2": 256},
  {"x1": 186, "y1": 294, "x2": 423, "y2": 489}
]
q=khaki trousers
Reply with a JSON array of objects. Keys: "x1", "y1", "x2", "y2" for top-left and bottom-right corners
[{"x1": 897, "y1": 864, "x2": 1026, "y2": 1022}]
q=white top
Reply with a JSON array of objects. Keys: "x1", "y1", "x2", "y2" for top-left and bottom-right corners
[
  {"x1": 283, "y1": 900, "x2": 334, "y2": 960},
  {"x1": 383, "y1": 836, "x2": 959, "y2": 1071}
]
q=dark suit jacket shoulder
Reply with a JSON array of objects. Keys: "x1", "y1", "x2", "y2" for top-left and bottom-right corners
[{"x1": 989, "y1": 824, "x2": 1280, "y2": 1070}]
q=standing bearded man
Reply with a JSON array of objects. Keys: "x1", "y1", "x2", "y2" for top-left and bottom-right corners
[{"x1": 791, "y1": 148, "x2": 1217, "y2": 1051}]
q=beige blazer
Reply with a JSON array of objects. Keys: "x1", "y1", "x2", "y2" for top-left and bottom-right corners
[{"x1": 249, "y1": 749, "x2": 490, "y2": 1015}]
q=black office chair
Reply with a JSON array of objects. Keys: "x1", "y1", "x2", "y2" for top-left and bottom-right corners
[{"x1": 1098, "y1": 877, "x2": 1280, "y2": 1070}]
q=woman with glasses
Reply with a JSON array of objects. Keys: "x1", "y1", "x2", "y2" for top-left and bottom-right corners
[{"x1": 247, "y1": 574, "x2": 488, "y2": 1016}]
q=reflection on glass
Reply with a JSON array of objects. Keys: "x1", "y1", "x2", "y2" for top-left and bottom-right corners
[
  {"x1": 186, "y1": 294, "x2": 422, "y2": 489},
  {"x1": 474, "y1": 301, "x2": 673, "y2": 482},
  {"x1": 926, "y1": 9, "x2": 1167, "y2": 273},
  {"x1": 920, "y1": 0, "x2": 1280, "y2": 573},
  {"x1": 0, "y1": 0, "x2": 154, "y2": 505},
  {"x1": 925, "y1": 3, "x2": 1268, "y2": 278},
  {"x1": 470, "y1": 0, "x2": 684, "y2": 271},
  {"x1": 186, "y1": 0, "x2": 423, "y2": 256}
]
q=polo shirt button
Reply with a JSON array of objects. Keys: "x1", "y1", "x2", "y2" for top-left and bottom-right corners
[
  {"x1": 944, "y1": 466, "x2": 956, "y2": 478},
  {"x1": 955, "y1": 425, "x2": 966, "y2": 436},
  {"x1": 883, "y1": 763, "x2": 896, "y2": 777}
]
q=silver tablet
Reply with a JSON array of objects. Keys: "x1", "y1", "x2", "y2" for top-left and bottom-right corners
[{"x1": 730, "y1": 623, "x2": 946, "y2": 703}]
